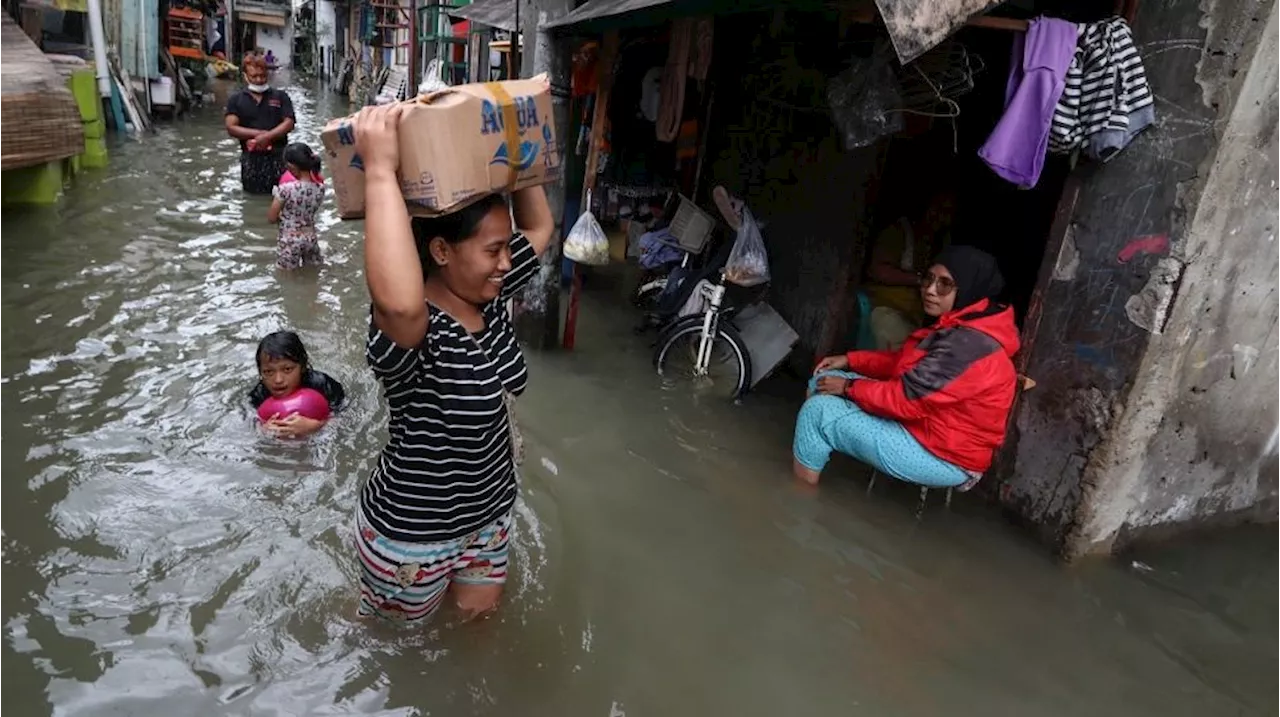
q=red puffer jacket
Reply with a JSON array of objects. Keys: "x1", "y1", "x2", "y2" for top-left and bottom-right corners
[{"x1": 844, "y1": 299, "x2": 1020, "y2": 473}]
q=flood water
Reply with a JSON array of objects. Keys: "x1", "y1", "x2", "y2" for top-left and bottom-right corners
[{"x1": 2, "y1": 78, "x2": 1276, "y2": 716}]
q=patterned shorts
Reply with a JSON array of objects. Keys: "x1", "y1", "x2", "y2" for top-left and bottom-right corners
[
  {"x1": 355, "y1": 508, "x2": 512, "y2": 623},
  {"x1": 277, "y1": 234, "x2": 322, "y2": 270}
]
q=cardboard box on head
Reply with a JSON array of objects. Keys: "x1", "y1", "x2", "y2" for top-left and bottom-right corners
[{"x1": 321, "y1": 74, "x2": 562, "y2": 220}]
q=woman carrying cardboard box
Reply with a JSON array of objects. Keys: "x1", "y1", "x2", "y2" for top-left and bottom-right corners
[{"x1": 350, "y1": 103, "x2": 555, "y2": 624}]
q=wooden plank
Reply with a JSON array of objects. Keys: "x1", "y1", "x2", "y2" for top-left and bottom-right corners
[
  {"x1": 563, "y1": 29, "x2": 619, "y2": 351},
  {"x1": 133, "y1": 0, "x2": 161, "y2": 79},
  {"x1": 578, "y1": 29, "x2": 618, "y2": 208},
  {"x1": 110, "y1": 52, "x2": 150, "y2": 134},
  {"x1": 170, "y1": 46, "x2": 205, "y2": 59},
  {"x1": 240, "y1": 11, "x2": 287, "y2": 27},
  {"x1": 849, "y1": 4, "x2": 1029, "y2": 34},
  {"x1": 20, "y1": 5, "x2": 42, "y2": 43},
  {"x1": 966, "y1": 15, "x2": 1029, "y2": 31},
  {"x1": 1006, "y1": 171, "x2": 1081, "y2": 418},
  {"x1": 467, "y1": 31, "x2": 485, "y2": 82}
]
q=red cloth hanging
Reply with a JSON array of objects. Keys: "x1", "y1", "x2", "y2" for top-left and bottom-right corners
[{"x1": 572, "y1": 41, "x2": 600, "y2": 97}]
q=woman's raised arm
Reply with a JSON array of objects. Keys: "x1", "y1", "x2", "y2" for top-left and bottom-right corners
[
  {"x1": 356, "y1": 104, "x2": 429, "y2": 348},
  {"x1": 513, "y1": 184, "x2": 554, "y2": 255}
]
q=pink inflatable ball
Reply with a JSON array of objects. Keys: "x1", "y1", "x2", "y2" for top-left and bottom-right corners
[{"x1": 257, "y1": 387, "x2": 331, "y2": 423}]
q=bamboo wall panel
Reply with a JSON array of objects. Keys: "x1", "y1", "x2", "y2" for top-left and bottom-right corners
[{"x1": 1, "y1": 15, "x2": 85, "y2": 170}]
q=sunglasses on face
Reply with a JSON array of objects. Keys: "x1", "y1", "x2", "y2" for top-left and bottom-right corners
[{"x1": 918, "y1": 272, "x2": 956, "y2": 295}]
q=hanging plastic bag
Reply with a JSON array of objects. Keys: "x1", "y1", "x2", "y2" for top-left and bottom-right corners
[
  {"x1": 826, "y1": 41, "x2": 904, "y2": 150},
  {"x1": 563, "y1": 209, "x2": 610, "y2": 266},
  {"x1": 723, "y1": 206, "x2": 770, "y2": 287},
  {"x1": 418, "y1": 59, "x2": 449, "y2": 95}
]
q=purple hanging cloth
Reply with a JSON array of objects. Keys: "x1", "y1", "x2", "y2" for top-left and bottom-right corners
[{"x1": 978, "y1": 18, "x2": 1079, "y2": 189}]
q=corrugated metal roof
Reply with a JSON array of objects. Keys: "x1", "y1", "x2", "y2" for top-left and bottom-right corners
[
  {"x1": 447, "y1": 0, "x2": 521, "y2": 32},
  {"x1": 538, "y1": 0, "x2": 997, "y2": 63},
  {"x1": 540, "y1": 0, "x2": 817, "y2": 32},
  {"x1": 542, "y1": 0, "x2": 670, "y2": 29}
]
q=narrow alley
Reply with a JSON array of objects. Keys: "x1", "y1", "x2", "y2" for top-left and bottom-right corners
[{"x1": 0, "y1": 77, "x2": 1276, "y2": 716}]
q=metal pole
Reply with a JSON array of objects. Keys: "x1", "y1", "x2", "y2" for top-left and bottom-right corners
[
  {"x1": 86, "y1": 0, "x2": 112, "y2": 96},
  {"x1": 511, "y1": 0, "x2": 519, "y2": 77},
  {"x1": 408, "y1": 0, "x2": 417, "y2": 89},
  {"x1": 312, "y1": 0, "x2": 320, "y2": 76},
  {"x1": 139, "y1": 0, "x2": 152, "y2": 116},
  {"x1": 228, "y1": 0, "x2": 237, "y2": 61}
]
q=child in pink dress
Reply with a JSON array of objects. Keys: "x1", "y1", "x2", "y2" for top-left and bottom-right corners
[{"x1": 268, "y1": 143, "x2": 325, "y2": 270}]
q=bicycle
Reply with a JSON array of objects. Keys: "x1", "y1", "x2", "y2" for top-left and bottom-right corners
[
  {"x1": 652, "y1": 269, "x2": 755, "y2": 400},
  {"x1": 651, "y1": 187, "x2": 767, "y2": 401}
]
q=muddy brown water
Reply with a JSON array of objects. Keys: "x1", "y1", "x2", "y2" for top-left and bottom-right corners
[{"x1": 2, "y1": 79, "x2": 1276, "y2": 716}]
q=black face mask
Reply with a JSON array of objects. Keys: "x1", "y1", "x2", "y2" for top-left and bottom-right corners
[{"x1": 933, "y1": 246, "x2": 1005, "y2": 312}]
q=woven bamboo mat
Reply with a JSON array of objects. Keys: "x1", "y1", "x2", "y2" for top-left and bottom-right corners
[{"x1": 1, "y1": 15, "x2": 84, "y2": 170}]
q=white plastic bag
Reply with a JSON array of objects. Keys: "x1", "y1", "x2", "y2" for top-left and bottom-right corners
[
  {"x1": 418, "y1": 59, "x2": 449, "y2": 95},
  {"x1": 723, "y1": 207, "x2": 769, "y2": 286},
  {"x1": 562, "y1": 210, "x2": 610, "y2": 266}
]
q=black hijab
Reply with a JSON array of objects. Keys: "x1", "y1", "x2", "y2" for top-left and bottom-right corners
[{"x1": 933, "y1": 245, "x2": 1005, "y2": 312}]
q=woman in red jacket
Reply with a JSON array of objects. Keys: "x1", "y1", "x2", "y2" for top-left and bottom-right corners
[{"x1": 793, "y1": 246, "x2": 1019, "y2": 488}]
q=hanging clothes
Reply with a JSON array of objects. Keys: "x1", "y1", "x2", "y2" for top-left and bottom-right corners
[
  {"x1": 1049, "y1": 17, "x2": 1155, "y2": 160},
  {"x1": 572, "y1": 41, "x2": 600, "y2": 98},
  {"x1": 978, "y1": 18, "x2": 1079, "y2": 188},
  {"x1": 639, "y1": 66, "x2": 662, "y2": 122},
  {"x1": 655, "y1": 19, "x2": 694, "y2": 142},
  {"x1": 689, "y1": 18, "x2": 714, "y2": 82}
]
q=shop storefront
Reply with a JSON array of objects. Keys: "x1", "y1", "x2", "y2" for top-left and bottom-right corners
[{"x1": 531, "y1": 0, "x2": 1280, "y2": 556}]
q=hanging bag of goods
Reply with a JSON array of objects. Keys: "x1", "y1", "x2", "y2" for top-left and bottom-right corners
[
  {"x1": 723, "y1": 207, "x2": 770, "y2": 287},
  {"x1": 562, "y1": 203, "x2": 610, "y2": 266}
]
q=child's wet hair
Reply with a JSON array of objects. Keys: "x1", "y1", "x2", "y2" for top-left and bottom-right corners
[
  {"x1": 256, "y1": 330, "x2": 309, "y2": 369},
  {"x1": 283, "y1": 143, "x2": 322, "y2": 173}
]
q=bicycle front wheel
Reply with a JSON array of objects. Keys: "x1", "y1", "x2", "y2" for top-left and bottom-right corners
[{"x1": 654, "y1": 321, "x2": 753, "y2": 400}]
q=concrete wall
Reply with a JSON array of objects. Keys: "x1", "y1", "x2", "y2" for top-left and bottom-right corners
[
  {"x1": 255, "y1": 20, "x2": 293, "y2": 68},
  {"x1": 998, "y1": 0, "x2": 1278, "y2": 556},
  {"x1": 1064, "y1": 2, "x2": 1279, "y2": 556},
  {"x1": 316, "y1": 0, "x2": 338, "y2": 77}
]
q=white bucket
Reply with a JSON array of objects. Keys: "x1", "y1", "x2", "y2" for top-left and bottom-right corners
[{"x1": 149, "y1": 76, "x2": 175, "y2": 106}]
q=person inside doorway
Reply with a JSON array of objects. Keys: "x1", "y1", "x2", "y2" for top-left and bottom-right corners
[
  {"x1": 861, "y1": 190, "x2": 956, "y2": 350},
  {"x1": 224, "y1": 53, "x2": 295, "y2": 195},
  {"x1": 208, "y1": 21, "x2": 226, "y2": 58},
  {"x1": 794, "y1": 246, "x2": 1019, "y2": 491}
]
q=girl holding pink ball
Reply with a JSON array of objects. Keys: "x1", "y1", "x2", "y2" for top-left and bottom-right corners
[{"x1": 248, "y1": 331, "x2": 345, "y2": 439}]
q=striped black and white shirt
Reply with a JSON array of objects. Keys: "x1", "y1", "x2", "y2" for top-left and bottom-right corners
[
  {"x1": 1049, "y1": 17, "x2": 1154, "y2": 157},
  {"x1": 361, "y1": 232, "x2": 539, "y2": 543}
]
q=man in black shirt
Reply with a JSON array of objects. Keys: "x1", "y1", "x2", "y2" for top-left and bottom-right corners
[{"x1": 224, "y1": 53, "x2": 296, "y2": 194}]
